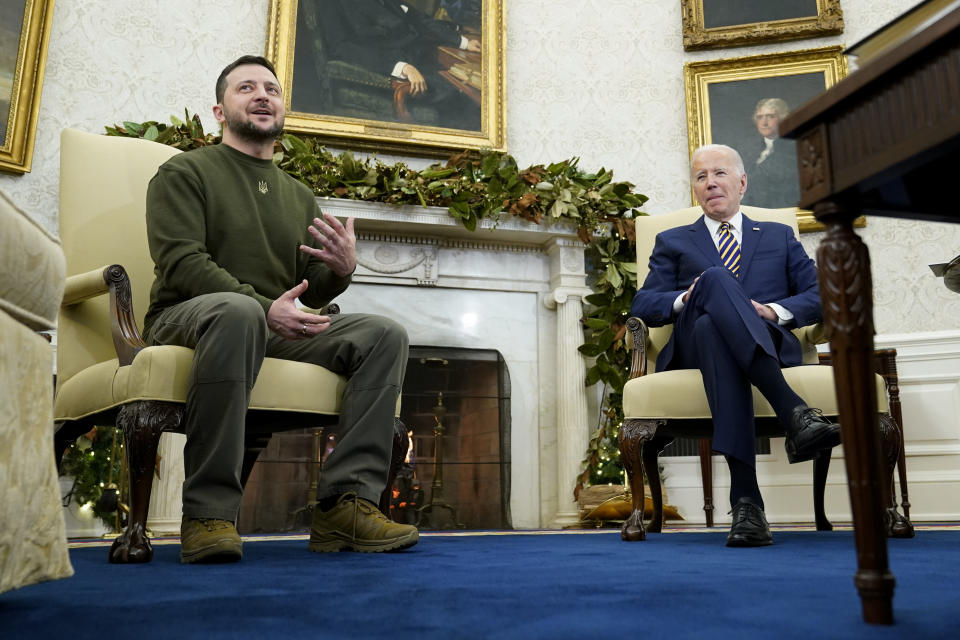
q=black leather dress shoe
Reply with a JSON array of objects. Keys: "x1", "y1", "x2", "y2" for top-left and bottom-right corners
[
  {"x1": 784, "y1": 406, "x2": 842, "y2": 464},
  {"x1": 726, "y1": 497, "x2": 773, "y2": 547}
]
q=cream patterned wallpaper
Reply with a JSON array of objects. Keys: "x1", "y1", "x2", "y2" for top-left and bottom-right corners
[
  {"x1": 1, "y1": 0, "x2": 958, "y2": 335},
  {"x1": 0, "y1": 1, "x2": 267, "y2": 233}
]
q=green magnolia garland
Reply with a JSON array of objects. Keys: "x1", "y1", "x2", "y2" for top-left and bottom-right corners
[{"x1": 94, "y1": 111, "x2": 646, "y2": 503}]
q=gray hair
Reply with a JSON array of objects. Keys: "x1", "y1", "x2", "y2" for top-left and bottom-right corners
[
  {"x1": 754, "y1": 98, "x2": 789, "y2": 120},
  {"x1": 691, "y1": 144, "x2": 745, "y2": 177}
]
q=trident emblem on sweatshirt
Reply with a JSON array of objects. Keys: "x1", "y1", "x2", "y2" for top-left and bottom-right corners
[{"x1": 258, "y1": 181, "x2": 269, "y2": 195}]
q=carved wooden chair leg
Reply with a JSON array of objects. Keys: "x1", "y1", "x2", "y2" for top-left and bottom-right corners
[
  {"x1": 618, "y1": 419, "x2": 646, "y2": 541},
  {"x1": 895, "y1": 430, "x2": 911, "y2": 522},
  {"x1": 645, "y1": 437, "x2": 670, "y2": 534},
  {"x1": 618, "y1": 418, "x2": 661, "y2": 541},
  {"x1": 109, "y1": 401, "x2": 183, "y2": 564},
  {"x1": 878, "y1": 413, "x2": 914, "y2": 538},
  {"x1": 380, "y1": 418, "x2": 409, "y2": 516},
  {"x1": 877, "y1": 349, "x2": 911, "y2": 520},
  {"x1": 698, "y1": 438, "x2": 715, "y2": 527},
  {"x1": 812, "y1": 447, "x2": 833, "y2": 531}
]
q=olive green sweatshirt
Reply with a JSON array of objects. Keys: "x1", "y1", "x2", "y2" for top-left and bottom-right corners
[{"x1": 143, "y1": 143, "x2": 351, "y2": 333}]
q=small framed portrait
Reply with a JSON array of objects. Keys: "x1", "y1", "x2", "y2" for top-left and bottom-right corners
[
  {"x1": 681, "y1": 0, "x2": 844, "y2": 51},
  {"x1": 684, "y1": 46, "x2": 848, "y2": 231},
  {"x1": 266, "y1": 0, "x2": 505, "y2": 157},
  {"x1": 0, "y1": 0, "x2": 54, "y2": 174}
]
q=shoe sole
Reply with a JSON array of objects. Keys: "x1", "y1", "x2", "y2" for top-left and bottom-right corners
[
  {"x1": 180, "y1": 539, "x2": 243, "y2": 564},
  {"x1": 308, "y1": 530, "x2": 419, "y2": 553},
  {"x1": 726, "y1": 536, "x2": 773, "y2": 547},
  {"x1": 786, "y1": 425, "x2": 842, "y2": 464}
]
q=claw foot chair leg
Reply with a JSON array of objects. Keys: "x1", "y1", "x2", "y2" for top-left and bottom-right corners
[
  {"x1": 618, "y1": 418, "x2": 662, "y2": 541},
  {"x1": 109, "y1": 401, "x2": 183, "y2": 564},
  {"x1": 878, "y1": 414, "x2": 914, "y2": 538}
]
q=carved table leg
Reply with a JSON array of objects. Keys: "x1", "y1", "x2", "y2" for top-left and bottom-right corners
[
  {"x1": 617, "y1": 418, "x2": 662, "y2": 541},
  {"x1": 109, "y1": 401, "x2": 182, "y2": 564},
  {"x1": 816, "y1": 201, "x2": 895, "y2": 624},
  {"x1": 878, "y1": 414, "x2": 915, "y2": 538}
]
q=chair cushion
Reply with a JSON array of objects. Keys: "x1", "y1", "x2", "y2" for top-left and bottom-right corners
[
  {"x1": 54, "y1": 345, "x2": 348, "y2": 421},
  {"x1": 0, "y1": 190, "x2": 66, "y2": 331},
  {"x1": 622, "y1": 365, "x2": 889, "y2": 420}
]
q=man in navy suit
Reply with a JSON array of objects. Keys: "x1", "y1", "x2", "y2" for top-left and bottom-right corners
[{"x1": 630, "y1": 144, "x2": 840, "y2": 547}]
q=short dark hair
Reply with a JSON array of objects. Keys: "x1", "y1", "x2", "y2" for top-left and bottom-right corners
[{"x1": 215, "y1": 55, "x2": 278, "y2": 103}]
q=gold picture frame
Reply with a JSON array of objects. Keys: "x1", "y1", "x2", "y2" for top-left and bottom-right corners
[
  {"x1": 266, "y1": 0, "x2": 505, "y2": 157},
  {"x1": 684, "y1": 46, "x2": 850, "y2": 232},
  {"x1": 682, "y1": 0, "x2": 844, "y2": 51},
  {"x1": 0, "y1": 0, "x2": 54, "y2": 174}
]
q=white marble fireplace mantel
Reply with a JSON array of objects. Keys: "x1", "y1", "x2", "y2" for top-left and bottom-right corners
[
  {"x1": 318, "y1": 198, "x2": 594, "y2": 529},
  {"x1": 146, "y1": 198, "x2": 595, "y2": 532}
]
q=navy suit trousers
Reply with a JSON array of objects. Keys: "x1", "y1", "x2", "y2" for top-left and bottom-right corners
[{"x1": 671, "y1": 267, "x2": 795, "y2": 466}]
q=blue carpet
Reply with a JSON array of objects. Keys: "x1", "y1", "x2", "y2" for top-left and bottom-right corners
[{"x1": 2, "y1": 530, "x2": 958, "y2": 639}]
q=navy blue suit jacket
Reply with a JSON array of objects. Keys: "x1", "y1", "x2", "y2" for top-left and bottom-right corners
[{"x1": 630, "y1": 214, "x2": 821, "y2": 372}]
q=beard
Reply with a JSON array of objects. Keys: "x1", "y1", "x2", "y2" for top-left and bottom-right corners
[{"x1": 222, "y1": 106, "x2": 284, "y2": 142}]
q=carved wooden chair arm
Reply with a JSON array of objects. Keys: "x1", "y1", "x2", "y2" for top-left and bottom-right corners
[
  {"x1": 64, "y1": 265, "x2": 342, "y2": 368},
  {"x1": 62, "y1": 263, "x2": 145, "y2": 366},
  {"x1": 625, "y1": 316, "x2": 650, "y2": 380},
  {"x1": 103, "y1": 264, "x2": 147, "y2": 366}
]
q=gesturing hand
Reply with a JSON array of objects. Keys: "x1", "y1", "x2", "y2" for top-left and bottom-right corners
[
  {"x1": 267, "y1": 280, "x2": 331, "y2": 340},
  {"x1": 300, "y1": 212, "x2": 356, "y2": 277}
]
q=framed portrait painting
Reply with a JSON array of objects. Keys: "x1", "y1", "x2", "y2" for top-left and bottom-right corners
[
  {"x1": 266, "y1": 0, "x2": 505, "y2": 157},
  {"x1": 0, "y1": 0, "x2": 54, "y2": 174},
  {"x1": 684, "y1": 46, "x2": 848, "y2": 231},
  {"x1": 681, "y1": 0, "x2": 844, "y2": 51}
]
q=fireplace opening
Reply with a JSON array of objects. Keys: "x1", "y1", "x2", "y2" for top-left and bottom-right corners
[
  {"x1": 237, "y1": 345, "x2": 512, "y2": 533},
  {"x1": 392, "y1": 346, "x2": 512, "y2": 530}
]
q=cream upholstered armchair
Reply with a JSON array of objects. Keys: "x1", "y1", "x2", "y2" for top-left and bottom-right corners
[
  {"x1": 617, "y1": 205, "x2": 905, "y2": 541},
  {"x1": 0, "y1": 190, "x2": 73, "y2": 594},
  {"x1": 53, "y1": 129, "x2": 406, "y2": 563}
]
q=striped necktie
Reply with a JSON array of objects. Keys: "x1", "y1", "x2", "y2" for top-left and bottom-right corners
[{"x1": 718, "y1": 222, "x2": 741, "y2": 276}]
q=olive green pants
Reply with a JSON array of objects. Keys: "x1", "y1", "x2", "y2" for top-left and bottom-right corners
[{"x1": 145, "y1": 292, "x2": 408, "y2": 522}]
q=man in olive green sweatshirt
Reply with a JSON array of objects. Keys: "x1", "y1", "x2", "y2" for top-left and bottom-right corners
[{"x1": 144, "y1": 55, "x2": 418, "y2": 562}]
